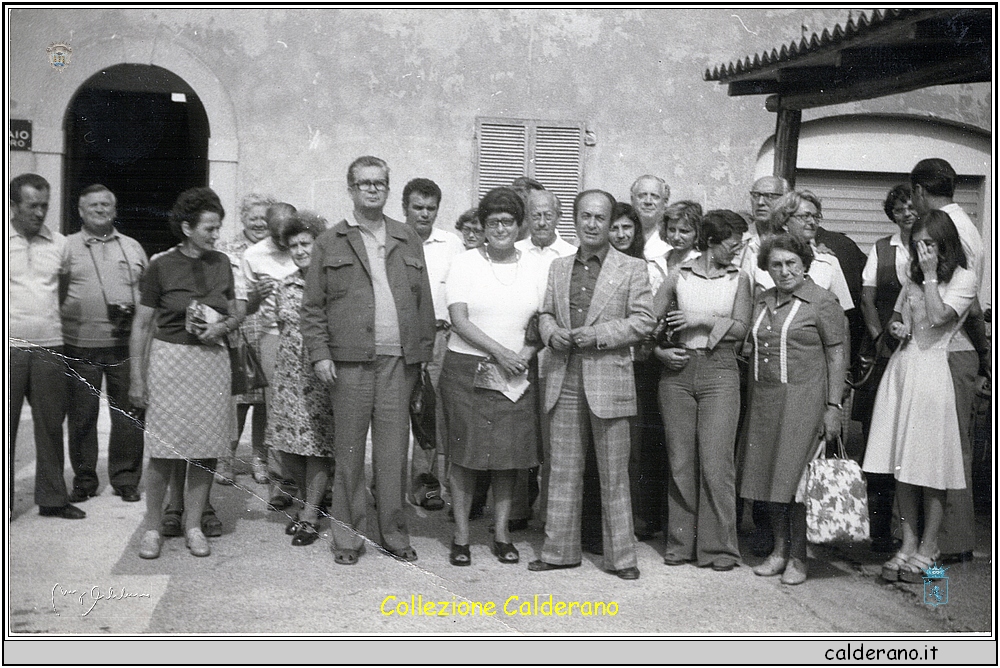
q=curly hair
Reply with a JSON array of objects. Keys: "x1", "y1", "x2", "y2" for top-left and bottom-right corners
[
  {"x1": 768, "y1": 190, "x2": 822, "y2": 234},
  {"x1": 280, "y1": 210, "x2": 327, "y2": 247},
  {"x1": 882, "y1": 184, "x2": 913, "y2": 222},
  {"x1": 699, "y1": 209, "x2": 748, "y2": 250},
  {"x1": 239, "y1": 193, "x2": 276, "y2": 224},
  {"x1": 758, "y1": 232, "x2": 814, "y2": 273},
  {"x1": 909, "y1": 210, "x2": 967, "y2": 285},
  {"x1": 169, "y1": 187, "x2": 225, "y2": 240}
]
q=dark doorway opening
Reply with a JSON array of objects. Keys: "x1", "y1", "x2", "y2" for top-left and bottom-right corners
[{"x1": 63, "y1": 64, "x2": 209, "y2": 257}]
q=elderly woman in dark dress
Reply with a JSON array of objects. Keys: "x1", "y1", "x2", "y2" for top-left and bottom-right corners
[
  {"x1": 738, "y1": 234, "x2": 847, "y2": 585},
  {"x1": 130, "y1": 187, "x2": 238, "y2": 559},
  {"x1": 440, "y1": 188, "x2": 545, "y2": 567}
]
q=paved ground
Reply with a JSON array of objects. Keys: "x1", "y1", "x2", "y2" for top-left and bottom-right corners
[{"x1": 6, "y1": 396, "x2": 995, "y2": 659}]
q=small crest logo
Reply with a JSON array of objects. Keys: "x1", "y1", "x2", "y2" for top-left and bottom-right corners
[
  {"x1": 46, "y1": 43, "x2": 73, "y2": 72},
  {"x1": 921, "y1": 562, "x2": 949, "y2": 607}
]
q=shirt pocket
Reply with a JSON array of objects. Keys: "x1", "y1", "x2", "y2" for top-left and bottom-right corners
[
  {"x1": 402, "y1": 255, "x2": 425, "y2": 295},
  {"x1": 323, "y1": 256, "x2": 355, "y2": 300}
]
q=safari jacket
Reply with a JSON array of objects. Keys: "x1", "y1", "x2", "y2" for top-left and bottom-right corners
[{"x1": 301, "y1": 216, "x2": 435, "y2": 365}]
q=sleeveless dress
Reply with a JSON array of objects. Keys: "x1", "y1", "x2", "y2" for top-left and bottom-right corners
[{"x1": 861, "y1": 271, "x2": 971, "y2": 490}]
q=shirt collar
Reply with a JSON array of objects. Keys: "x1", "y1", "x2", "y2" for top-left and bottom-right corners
[
  {"x1": 683, "y1": 256, "x2": 739, "y2": 279},
  {"x1": 761, "y1": 276, "x2": 821, "y2": 310},
  {"x1": 9, "y1": 221, "x2": 54, "y2": 242},
  {"x1": 576, "y1": 244, "x2": 609, "y2": 265},
  {"x1": 81, "y1": 226, "x2": 122, "y2": 243}
]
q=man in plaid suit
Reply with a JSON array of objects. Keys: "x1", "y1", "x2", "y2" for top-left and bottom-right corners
[{"x1": 529, "y1": 190, "x2": 655, "y2": 580}]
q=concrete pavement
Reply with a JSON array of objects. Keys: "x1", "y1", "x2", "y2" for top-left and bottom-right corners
[{"x1": 6, "y1": 397, "x2": 994, "y2": 643}]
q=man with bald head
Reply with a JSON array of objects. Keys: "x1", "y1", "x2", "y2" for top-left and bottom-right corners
[
  {"x1": 738, "y1": 176, "x2": 789, "y2": 280},
  {"x1": 629, "y1": 175, "x2": 670, "y2": 261},
  {"x1": 516, "y1": 190, "x2": 577, "y2": 269}
]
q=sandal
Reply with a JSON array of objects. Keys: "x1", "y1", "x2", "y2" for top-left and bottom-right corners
[
  {"x1": 385, "y1": 544, "x2": 418, "y2": 562},
  {"x1": 285, "y1": 513, "x2": 301, "y2": 536},
  {"x1": 201, "y1": 509, "x2": 223, "y2": 537},
  {"x1": 899, "y1": 552, "x2": 940, "y2": 584},
  {"x1": 291, "y1": 521, "x2": 319, "y2": 546},
  {"x1": 449, "y1": 541, "x2": 471, "y2": 567},
  {"x1": 160, "y1": 509, "x2": 183, "y2": 538},
  {"x1": 880, "y1": 551, "x2": 912, "y2": 582},
  {"x1": 492, "y1": 540, "x2": 519, "y2": 564},
  {"x1": 333, "y1": 545, "x2": 364, "y2": 566}
]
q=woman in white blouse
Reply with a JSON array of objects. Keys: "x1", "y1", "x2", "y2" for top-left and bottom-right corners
[{"x1": 439, "y1": 187, "x2": 546, "y2": 568}]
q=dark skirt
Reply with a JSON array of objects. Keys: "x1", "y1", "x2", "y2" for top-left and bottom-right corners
[{"x1": 439, "y1": 350, "x2": 540, "y2": 471}]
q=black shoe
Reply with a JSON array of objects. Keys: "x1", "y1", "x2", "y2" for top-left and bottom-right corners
[
  {"x1": 68, "y1": 488, "x2": 97, "y2": 503},
  {"x1": 39, "y1": 504, "x2": 87, "y2": 519},
  {"x1": 663, "y1": 555, "x2": 692, "y2": 566},
  {"x1": 291, "y1": 521, "x2": 319, "y2": 546},
  {"x1": 113, "y1": 486, "x2": 141, "y2": 503},
  {"x1": 528, "y1": 560, "x2": 580, "y2": 572},
  {"x1": 613, "y1": 566, "x2": 640, "y2": 580},
  {"x1": 711, "y1": 561, "x2": 738, "y2": 572}
]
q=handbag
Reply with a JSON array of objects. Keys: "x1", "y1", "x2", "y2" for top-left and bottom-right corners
[
  {"x1": 227, "y1": 329, "x2": 268, "y2": 396},
  {"x1": 524, "y1": 313, "x2": 542, "y2": 346},
  {"x1": 409, "y1": 366, "x2": 436, "y2": 451},
  {"x1": 794, "y1": 435, "x2": 870, "y2": 544}
]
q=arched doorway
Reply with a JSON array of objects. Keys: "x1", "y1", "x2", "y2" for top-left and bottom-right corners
[{"x1": 63, "y1": 64, "x2": 209, "y2": 257}]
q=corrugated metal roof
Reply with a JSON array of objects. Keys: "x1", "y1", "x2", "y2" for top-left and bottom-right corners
[{"x1": 704, "y1": 9, "x2": 926, "y2": 82}]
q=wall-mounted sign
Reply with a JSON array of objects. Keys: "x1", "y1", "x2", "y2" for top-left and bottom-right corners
[{"x1": 10, "y1": 119, "x2": 32, "y2": 151}]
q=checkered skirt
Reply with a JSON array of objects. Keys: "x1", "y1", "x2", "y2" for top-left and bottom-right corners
[{"x1": 144, "y1": 339, "x2": 235, "y2": 459}]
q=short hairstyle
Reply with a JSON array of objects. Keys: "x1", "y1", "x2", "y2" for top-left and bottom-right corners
[
  {"x1": 527, "y1": 189, "x2": 561, "y2": 215},
  {"x1": 909, "y1": 209, "x2": 967, "y2": 285},
  {"x1": 402, "y1": 178, "x2": 441, "y2": 209},
  {"x1": 882, "y1": 184, "x2": 913, "y2": 222},
  {"x1": 78, "y1": 183, "x2": 116, "y2": 205},
  {"x1": 629, "y1": 174, "x2": 671, "y2": 201},
  {"x1": 168, "y1": 187, "x2": 225, "y2": 240},
  {"x1": 280, "y1": 211, "x2": 326, "y2": 247},
  {"x1": 758, "y1": 232, "x2": 814, "y2": 273},
  {"x1": 511, "y1": 176, "x2": 545, "y2": 192},
  {"x1": 454, "y1": 207, "x2": 479, "y2": 232},
  {"x1": 769, "y1": 189, "x2": 822, "y2": 233},
  {"x1": 478, "y1": 187, "x2": 525, "y2": 227},
  {"x1": 10, "y1": 173, "x2": 50, "y2": 204},
  {"x1": 699, "y1": 209, "x2": 748, "y2": 250},
  {"x1": 610, "y1": 202, "x2": 645, "y2": 258},
  {"x1": 910, "y1": 158, "x2": 956, "y2": 199},
  {"x1": 239, "y1": 193, "x2": 277, "y2": 223},
  {"x1": 573, "y1": 189, "x2": 616, "y2": 221},
  {"x1": 347, "y1": 156, "x2": 390, "y2": 187},
  {"x1": 660, "y1": 200, "x2": 703, "y2": 243}
]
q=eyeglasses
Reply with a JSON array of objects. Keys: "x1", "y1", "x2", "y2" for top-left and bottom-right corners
[
  {"x1": 789, "y1": 212, "x2": 822, "y2": 222},
  {"x1": 484, "y1": 217, "x2": 518, "y2": 230},
  {"x1": 351, "y1": 180, "x2": 389, "y2": 192},
  {"x1": 750, "y1": 191, "x2": 782, "y2": 202},
  {"x1": 529, "y1": 212, "x2": 558, "y2": 223}
]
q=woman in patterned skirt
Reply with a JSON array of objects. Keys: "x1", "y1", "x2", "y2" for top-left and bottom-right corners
[
  {"x1": 265, "y1": 214, "x2": 334, "y2": 546},
  {"x1": 129, "y1": 187, "x2": 238, "y2": 559}
]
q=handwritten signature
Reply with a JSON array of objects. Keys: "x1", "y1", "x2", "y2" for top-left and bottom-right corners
[{"x1": 51, "y1": 583, "x2": 151, "y2": 616}]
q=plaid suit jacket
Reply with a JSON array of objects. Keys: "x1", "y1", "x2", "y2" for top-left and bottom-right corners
[{"x1": 539, "y1": 247, "x2": 655, "y2": 419}]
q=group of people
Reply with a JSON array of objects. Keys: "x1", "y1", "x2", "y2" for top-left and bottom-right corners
[{"x1": 9, "y1": 155, "x2": 987, "y2": 583}]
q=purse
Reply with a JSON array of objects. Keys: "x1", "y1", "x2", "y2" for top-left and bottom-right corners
[
  {"x1": 409, "y1": 366, "x2": 436, "y2": 451},
  {"x1": 524, "y1": 313, "x2": 541, "y2": 346},
  {"x1": 794, "y1": 435, "x2": 870, "y2": 544},
  {"x1": 227, "y1": 329, "x2": 268, "y2": 396}
]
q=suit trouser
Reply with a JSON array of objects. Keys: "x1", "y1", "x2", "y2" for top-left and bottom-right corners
[
  {"x1": 938, "y1": 350, "x2": 978, "y2": 554},
  {"x1": 10, "y1": 346, "x2": 68, "y2": 508},
  {"x1": 65, "y1": 344, "x2": 144, "y2": 492},
  {"x1": 658, "y1": 348, "x2": 741, "y2": 566},
  {"x1": 329, "y1": 356, "x2": 416, "y2": 552},
  {"x1": 409, "y1": 328, "x2": 447, "y2": 491},
  {"x1": 541, "y1": 355, "x2": 637, "y2": 571}
]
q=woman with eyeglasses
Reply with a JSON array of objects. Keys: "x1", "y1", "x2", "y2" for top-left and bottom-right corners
[
  {"x1": 755, "y1": 190, "x2": 854, "y2": 313},
  {"x1": 653, "y1": 210, "x2": 751, "y2": 571},
  {"x1": 455, "y1": 207, "x2": 485, "y2": 250},
  {"x1": 439, "y1": 187, "x2": 546, "y2": 567}
]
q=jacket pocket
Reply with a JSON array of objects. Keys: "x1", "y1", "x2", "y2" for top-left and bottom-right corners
[
  {"x1": 403, "y1": 255, "x2": 425, "y2": 294},
  {"x1": 324, "y1": 256, "x2": 354, "y2": 299}
]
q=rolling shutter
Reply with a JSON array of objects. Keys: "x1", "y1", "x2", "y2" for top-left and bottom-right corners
[{"x1": 797, "y1": 169, "x2": 984, "y2": 254}]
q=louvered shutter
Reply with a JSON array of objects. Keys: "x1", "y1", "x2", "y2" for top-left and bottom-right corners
[
  {"x1": 475, "y1": 121, "x2": 527, "y2": 202},
  {"x1": 533, "y1": 124, "x2": 583, "y2": 241}
]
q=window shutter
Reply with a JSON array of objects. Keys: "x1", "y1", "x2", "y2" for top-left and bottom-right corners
[
  {"x1": 533, "y1": 124, "x2": 583, "y2": 241},
  {"x1": 475, "y1": 121, "x2": 527, "y2": 202}
]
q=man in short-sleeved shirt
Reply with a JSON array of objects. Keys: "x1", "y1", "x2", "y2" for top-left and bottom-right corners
[
  {"x1": 61, "y1": 184, "x2": 148, "y2": 504},
  {"x1": 9, "y1": 173, "x2": 83, "y2": 519}
]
